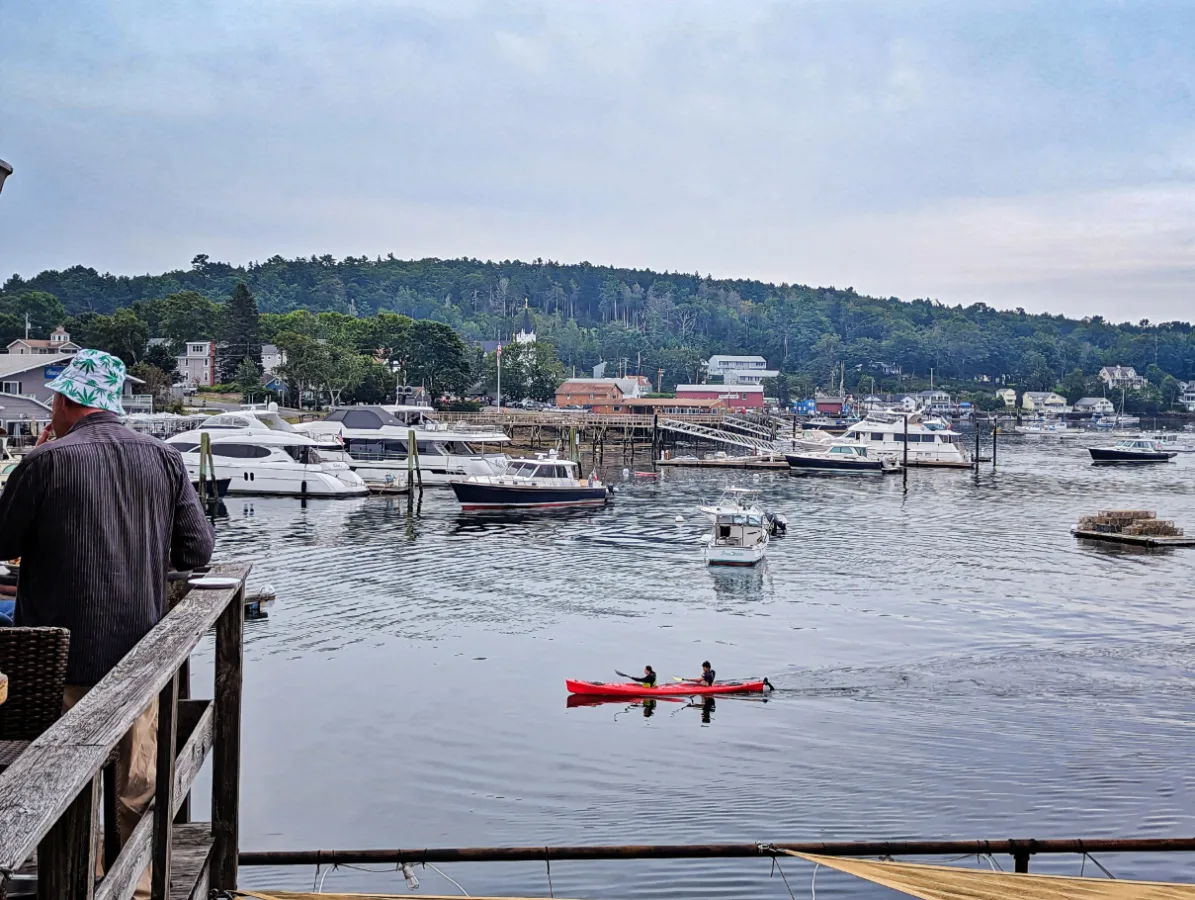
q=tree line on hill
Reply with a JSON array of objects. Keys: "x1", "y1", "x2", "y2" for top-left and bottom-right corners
[{"x1": 3, "y1": 253, "x2": 1195, "y2": 411}]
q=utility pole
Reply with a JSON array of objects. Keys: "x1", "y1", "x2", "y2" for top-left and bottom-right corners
[{"x1": 657, "y1": 367, "x2": 664, "y2": 393}]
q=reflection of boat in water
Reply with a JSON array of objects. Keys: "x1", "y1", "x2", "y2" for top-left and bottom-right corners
[{"x1": 565, "y1": 694, "x2": 723, "y2": 721}]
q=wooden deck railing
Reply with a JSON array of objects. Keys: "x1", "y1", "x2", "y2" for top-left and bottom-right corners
[{"x1": 0, "y1": 561, "x2": 249, "y2": 900}]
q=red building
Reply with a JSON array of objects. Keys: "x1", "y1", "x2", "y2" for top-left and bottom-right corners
[{"x1": 675, "y1": 384, "x2": 764, "y2": 411}]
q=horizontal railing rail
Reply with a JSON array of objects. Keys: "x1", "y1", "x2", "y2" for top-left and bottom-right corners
[
  {"x1": 240, "y1": 836, "x2": 1195, "y2": 874},
  {"x1": 0, "y1": 561, "x2": 248, "y2": 900}
]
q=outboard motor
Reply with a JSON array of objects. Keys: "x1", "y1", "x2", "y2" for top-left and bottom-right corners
[{"x1": 765, "y1": 511, "x2": 787, "y2": 536}]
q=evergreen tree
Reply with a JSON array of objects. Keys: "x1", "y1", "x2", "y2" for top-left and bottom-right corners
[{"x1": 219, "y1": 282, "x2": 262, "y2": 382}]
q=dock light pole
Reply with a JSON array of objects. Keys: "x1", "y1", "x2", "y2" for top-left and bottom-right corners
[{"x1": 0, "y1": 159, "x2": 12, "y2": 195}]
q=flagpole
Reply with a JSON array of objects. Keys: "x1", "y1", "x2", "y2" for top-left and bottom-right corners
[{"x1": 496, "y1": 344, "x2": 502, "y2": 411}]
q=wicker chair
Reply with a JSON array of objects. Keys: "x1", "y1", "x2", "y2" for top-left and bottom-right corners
[{"x1": 0, "y1": 627, "x2": 70, "y2": 766}]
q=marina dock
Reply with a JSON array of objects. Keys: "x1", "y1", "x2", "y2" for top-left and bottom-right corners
[
  {"x1": 1072, "y1": 529, "x2": 1195, "y2": 547},
  {"x1": 656, "y1": 456, "x2": 790, "y2": 469},
  {"x1": 1072, "y1": 509, "x2": 1195, "y2": 547}
]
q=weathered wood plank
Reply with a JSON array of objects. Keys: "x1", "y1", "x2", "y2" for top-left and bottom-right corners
[
  {"x1": 0, "y1": 564, "x2": 249, "y2": 872},
  {"x1": 0, "y1": 744, "x2": 107, "y2": 871},
  {"x1": 150, "y1": 675, "x2": 178, "y2": 900},
  {"x1": 211, "y1": 586, "x2": 244, "y2": 889},
  {"x1": 169, "y1": 824, "x2": 214, "y2": 900},
  {"x1": 38, "y1": 775, "x2": 99, "y2": 900}
]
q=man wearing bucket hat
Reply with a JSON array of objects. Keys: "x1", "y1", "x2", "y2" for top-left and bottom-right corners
[{"x1": 0, "y1": 348, "x2": 214, "y2": 898}]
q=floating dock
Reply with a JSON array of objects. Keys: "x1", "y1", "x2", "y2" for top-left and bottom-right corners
[
  {"x1": 656, "y1": 456, "x2": 790, "y2": 469},
  {"x1": 1072, "y1": 529, "x2": 1195, "y2": 548}
]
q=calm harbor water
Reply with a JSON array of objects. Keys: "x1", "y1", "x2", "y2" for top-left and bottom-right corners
[{"x1": 191, "y1": 438, "x2": 1195, "y2": 898}]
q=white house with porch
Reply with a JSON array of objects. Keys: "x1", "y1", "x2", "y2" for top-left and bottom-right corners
[{"x1": 1074, "y1": 396, "x2": 1115, "y2": 416}]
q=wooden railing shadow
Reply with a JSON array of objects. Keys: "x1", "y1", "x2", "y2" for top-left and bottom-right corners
[{"x1": 0, "y1": 561, "x2": 249, "y2": 900}]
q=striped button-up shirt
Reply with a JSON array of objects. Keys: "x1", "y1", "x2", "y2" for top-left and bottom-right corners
[{"x1": 0, "y1": 412, "x2": 214, "y2": 684}]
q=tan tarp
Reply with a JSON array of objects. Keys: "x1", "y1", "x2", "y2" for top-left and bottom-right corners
[{"x1": 795, "y1": 852, "x2": 1195, "y2": 900}]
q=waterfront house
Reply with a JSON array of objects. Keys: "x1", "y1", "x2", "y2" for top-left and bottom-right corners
[
  {"x1": 677, "y1": 383, "x2": 763, "y2": 411},
  {"x1": 917, "y1": 390, "x2": 954, "y2": 415},
  {"x1": 177, "y1": 341, "x2": 217, "y2": 387},
  {"x1": 996, "y1": 388, "x2": 1017, "y2": 408},
  {"x1": 1022, "y1": 391, "x2": 1070, "y2": 414},
  {"x1": 1099, "y1": 366, "x2": 1147, "y2": 390},
  {"x1": 1074, "y1": 396, "x2": 1115, "y2": 416},
  {"x1": 554, "y1": 377, "x2": 648, "y2": 412},
  {"x1": 704, "y1": 354, "x2": 778, "y2": 385},
  {"x1": 1181, "y1": 382, "x2": 1195, "y2": 413},
  {"x1": 6, "y1": 326, "x2": 80, "y2": 356}
]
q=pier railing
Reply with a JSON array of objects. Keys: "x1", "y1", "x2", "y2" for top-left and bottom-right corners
[{"x1": 0, "y1": 562, "x2": 248, "y2": 900}]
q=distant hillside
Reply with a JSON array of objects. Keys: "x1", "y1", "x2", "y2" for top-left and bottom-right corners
[{"x1": 5, "y1": 254, "x2": 1194, "y2": 391}]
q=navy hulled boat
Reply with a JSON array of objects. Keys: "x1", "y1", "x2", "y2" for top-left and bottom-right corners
[
  {"x1": 450, "y1": 453, "x2": 609, "y2": 510},
  {"x1": 785, "y1": 443, "x2": 896, "y2": 475},
  {"x1": 1089, "y1": 438, "x2": 1177, "y2": 464}
]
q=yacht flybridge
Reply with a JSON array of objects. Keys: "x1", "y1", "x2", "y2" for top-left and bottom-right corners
[
  {"x1": 839, "y1": 412, "x2": 973, "y2": 468},
  {"x1": 296, "y1": 405, "x2": 511, "y2": 485}
]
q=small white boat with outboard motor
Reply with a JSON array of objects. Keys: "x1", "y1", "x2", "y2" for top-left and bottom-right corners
[{"x1": 698, "y1": 487, "x2": 787, "y2": 536}]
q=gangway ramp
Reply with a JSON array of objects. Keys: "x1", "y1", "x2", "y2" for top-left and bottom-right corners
[{"x1": 657, "y1": 418, "x2": 780, "y2": 454}]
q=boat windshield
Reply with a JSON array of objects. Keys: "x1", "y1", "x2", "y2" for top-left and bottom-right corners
[{"x1": 251, "y1": 412, "x2": 299, "y2": 432}]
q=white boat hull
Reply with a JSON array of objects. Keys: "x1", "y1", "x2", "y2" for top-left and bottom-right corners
[
  {"x1": 182, "y1": 460, "x2": 368, "y2": 497},
  {"x1": 705, "y1": 541, "x2": 767, "y2": 566}
]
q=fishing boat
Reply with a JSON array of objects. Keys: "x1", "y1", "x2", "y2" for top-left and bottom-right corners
[
  {"x1": 785, "y1": 443, "x2": 897, "y2": 475},
  {"x1": 1095, "y1": 414, "x2": 1141, "y2": 429},
  {"x1": 698, "y1": 487, "x2": 787, "y2": 534},
  {"x1": 565, "y1": 678, "x2": 770, "y2": 697},
  {"x1": 1089, "y1": 438, "x2": 1177, "y2": 464},
  {"x1": 1146, "y1": 433, "x2": 1195, "y2": 453},
  {"x1": 1013, "y1": 421, "x2": 1081, "y2": 437},
  {"x1": 449, "y1": 452, "x2": 609, "y2": 510},
  {"x1": 704, "y1": 505, "x2": 770, "y2": 567}
]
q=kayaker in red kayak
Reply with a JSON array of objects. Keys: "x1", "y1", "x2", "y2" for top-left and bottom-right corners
[
  {"x1": 680, "y1": 661, "x2": 716, "y2": 686},
  {"x1": 624, "y1": 665, "x2": 657, "y2": 688}
]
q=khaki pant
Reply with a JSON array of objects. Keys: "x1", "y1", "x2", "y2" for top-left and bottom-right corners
[{"x1": 63, "y1": 685, "x2": 158, "y2": 900}]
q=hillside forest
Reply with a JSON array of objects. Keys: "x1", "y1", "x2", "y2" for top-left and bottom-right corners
[{"x1": 3, "y1": 254, "x2": 1194, "y2": 412}]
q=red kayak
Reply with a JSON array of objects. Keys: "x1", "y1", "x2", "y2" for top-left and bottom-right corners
[{"x1": 566, "y1": 678, "x2": 769, "y2": 697}]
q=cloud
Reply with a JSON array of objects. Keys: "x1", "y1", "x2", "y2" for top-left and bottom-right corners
[{"x1": 1, "y1": 0, "x2": 1193, "y2": 321}]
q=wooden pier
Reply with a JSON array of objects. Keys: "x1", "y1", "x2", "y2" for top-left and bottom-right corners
[
  {"x1": 656, "y1": 456, "x2": 790, "y2": 470},
  {"x1": 0, "y1": 563, "x2": 248, "y2": 900},
  {"x1": 1073, "y1": 510, "x2": 1194, "y2": 547}
]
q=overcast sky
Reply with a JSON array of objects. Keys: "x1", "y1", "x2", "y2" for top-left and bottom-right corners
[{"x1": 2, "y1": 1, "x2": 1193, "y2": 321}]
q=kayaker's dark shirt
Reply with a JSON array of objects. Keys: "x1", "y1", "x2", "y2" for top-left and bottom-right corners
[
  {"x1": 630, "y1": 672, "x2": 657, "y2": 687},
  {"x1": 0, "y1": 412, "x2": 215, "y2": 684},
  {"x1": 702, "y1": 669, "x2": 716, "y2": 686}
]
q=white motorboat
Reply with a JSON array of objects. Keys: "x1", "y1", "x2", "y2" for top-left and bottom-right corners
[
  {"x1": 166, "y1": 414, "x2": 369, "y2": 497},
  {"x1": 698, "y1": 487, "x2": 787, "y2": 535},
  {"x1": 704, "y1": 507, "x2": 769, "y2": 566},
  {"x1": 1013, "y1": 421, "x2": 1081, "y2": 437},
  {"x1": 1095, "y1": 414, "x2": 1141, "y2": 429},
  {"x1": 839, "y1": 412, "x2": 973, "y2": 467},
  {"x1": 297, "y1": 405, "x2": 510, "y2": 485},
  {"x1": 1146, "y1": 433, "x2": 1195, "y2": 453}
]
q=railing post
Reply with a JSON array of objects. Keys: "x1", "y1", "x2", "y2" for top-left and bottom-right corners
[
  {"x1": 1014, "y1": 851, "x2": 1030, "y2": 873},
  {"x1": 150, "y1": 673, "x2": 179, "y2": 900},
  {"x1": 38, "y1": 775, "x2": 100, "y2": 900},
  {"x1": 211, "y1": 585, "x2": 245, "y2": 889}
]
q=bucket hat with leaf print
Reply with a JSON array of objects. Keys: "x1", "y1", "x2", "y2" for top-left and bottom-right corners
[{"x1": 45, "y1": 349, "x2": 127, "y2": 415}]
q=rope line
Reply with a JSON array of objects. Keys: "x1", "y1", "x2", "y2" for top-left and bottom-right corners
[{"x1": 545, "y1": 853, "x2": 554, "y2": 898}]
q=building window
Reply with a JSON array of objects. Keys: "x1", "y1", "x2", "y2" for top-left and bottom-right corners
[{"x1": 1, "y1": 382, "x2": 20, "y2": 394}]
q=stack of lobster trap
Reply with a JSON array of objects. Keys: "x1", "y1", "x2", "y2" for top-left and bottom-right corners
[{"x1": 1076, "y1": 510, "x2": 1184, "y2": 537}]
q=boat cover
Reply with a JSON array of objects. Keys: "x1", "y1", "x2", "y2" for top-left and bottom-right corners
[{"x1": 792, "y1": 852, "x2": 1195, "y2": 900}]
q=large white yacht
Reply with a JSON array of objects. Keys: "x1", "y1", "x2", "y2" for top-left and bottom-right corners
[
  {"x1": 839, "y1": 412, "x2": 973, "y2": 467},
  {"x1": 166, "y1": 411, "x2": 368, "y2": 497},
  {"x1": 296, "y1": 405, "x2": 511, "y2": 485}
]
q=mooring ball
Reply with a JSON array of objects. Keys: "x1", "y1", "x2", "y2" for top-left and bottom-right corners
[{"x1": 675, "y1": 515, "x2": 684, "y2": 523}]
